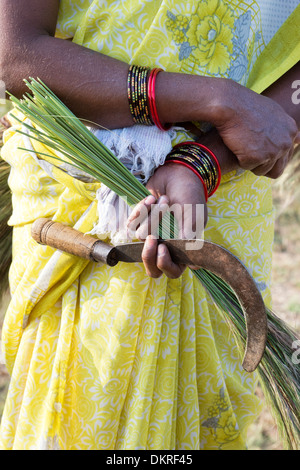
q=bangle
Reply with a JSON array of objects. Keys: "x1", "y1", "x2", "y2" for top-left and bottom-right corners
[
  {"x1": 175, "y1": 142, "x2": 221, "y2": 196},
  {"x1": 127, "y1": 65, "x2": 153, "y2": 126},
  {"x1": 164, "y1": 142, "x2": 221, "y2": 199},
  {"x1": 127, "y1": 65, "x2": 172, "y2": 131},
  {"x1": 147, "y1": 68, "x2": 172, "y2": 131}
]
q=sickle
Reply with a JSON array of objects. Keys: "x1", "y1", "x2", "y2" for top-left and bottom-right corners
[{"x1": 31, "y1": 218, "x2": 268, "y2": 372}]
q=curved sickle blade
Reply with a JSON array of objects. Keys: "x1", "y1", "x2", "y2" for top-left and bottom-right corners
[
  {"x1": 111, "y1": 239, "x2": 268, "y2": 372},
  {"x1": 30, "y1": 218, "x2": 267, "y2": 373}
]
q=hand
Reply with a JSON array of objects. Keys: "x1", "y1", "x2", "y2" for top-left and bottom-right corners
[
  {"x1": 127, "y1": 163, "x2": 207, "y2": 279},
  {"x1": 211, "y1": 79, "x2": 299, "y2": 178}
]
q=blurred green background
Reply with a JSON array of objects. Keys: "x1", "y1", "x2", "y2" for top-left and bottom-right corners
[{"x1": 0, "y1": 100, "x2": 13, "y2": 117}]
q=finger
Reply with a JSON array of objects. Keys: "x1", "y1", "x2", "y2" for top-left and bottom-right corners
[
  {"x1": 136, "y1": 195, "x2": 169, "y2": 240},
  {"x1": 177, "y1": 202, "x2": 207, "y2": 240},
  {"x1": 251, "y1": 158, "x2": 277, "y2": 177},
  {"x1": 127, "y1": 195, "x2": 156, "y2": 233},
  {"x1": 295, "y1": 131, "x2": 300, "y2": 145},
  {"x1": 142, "y1": 235, "x2": 163, "y2": 279},
  {"x1": 265, "y1": 152, "x2": 290, "y2": 179},
  {"x1": 156, "y1": 243, "x2": 186, "y2": 279},
  {"x1": 252, "y1": 142, "x2": 295, "y2": 178}
]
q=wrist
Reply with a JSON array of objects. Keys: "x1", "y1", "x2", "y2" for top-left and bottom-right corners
[
  {"x1": 155, "y1": 73, "x2": 230, "y2": 126},
  {"x1": 196, "y1": 128, "x2": 239, "y2": 175},
  {"x1": 203, "y1": 77, "x2": 239, "y2": 126},
  {"x1": 164, "y1": 141, "x2": 222, "y2": 200}
]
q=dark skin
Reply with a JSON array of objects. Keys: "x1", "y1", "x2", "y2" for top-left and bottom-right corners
[{"x1": 0, "y1": 0, "x2": 299, "y2": 278}]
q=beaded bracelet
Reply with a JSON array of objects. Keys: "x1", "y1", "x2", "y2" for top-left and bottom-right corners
[
  {"x1": 164, "y1": 142, "x2": 221, "y2": 200},
  {"x1": 148, "y1": 68, "x2": 172, "y2": 131},
  {"x1": 127, "y1": 65, "x2": 153, "y2": 126},
  {"x1": 175, "y1": 142, "x2": 221, "y2": 195},
  {"x1": 127, "y1": 65, "x2": 172, "y2": 131}
]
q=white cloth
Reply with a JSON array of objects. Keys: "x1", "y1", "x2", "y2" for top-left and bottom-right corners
[{"x1": 88, "y1": 124, "x2": 179, "y2": 244}]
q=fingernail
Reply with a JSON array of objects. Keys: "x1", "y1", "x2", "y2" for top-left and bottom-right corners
[
  {"x1": 144, "y1": 234, "x2": 156, "y2": 245},
  {"x1": 145, "y1": 195, "x2": 156, "y2": 205},
  {"x1": 157, "y1": 244, "x2": 166, "y2": 257},
  {"x1": 147, "y1": 234, "x2": 157, "y2": 241},
  {"x1": 158, "y1": 195, "x2": 169, "y2": 205}
]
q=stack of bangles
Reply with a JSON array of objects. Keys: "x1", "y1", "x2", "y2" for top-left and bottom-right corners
[
  {"x1": 127, "y1": 64, "x2": 171, "y2": 130},
  {"x1": 164, "y1": 142, "x2": 221, "y2": 200},
  {"x1": 127, "y1": 65, "x2": 221, "y2": 199}
]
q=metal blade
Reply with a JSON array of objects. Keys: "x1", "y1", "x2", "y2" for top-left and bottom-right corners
[
  {"x1": 110, "y1": 239, "x2": 267, "y2": 373},
  {"x1": 30, "y1": 219, "x2": 267, "y2": 372},
  {"x1": 112, "y1": 239, "x2": 210, "y2": 264}
]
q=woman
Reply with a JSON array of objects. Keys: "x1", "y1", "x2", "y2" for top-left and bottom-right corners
[{"x1": 0, "y1": 0, "x2": 299, "y2": 450}]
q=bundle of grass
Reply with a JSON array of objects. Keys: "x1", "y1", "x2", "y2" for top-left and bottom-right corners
[{"x1": 8, "y1": 78, "x2": 300, "y2": 449}]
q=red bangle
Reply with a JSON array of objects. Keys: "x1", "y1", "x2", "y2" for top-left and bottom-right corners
[
  {"x1": 197, "y1": 143, "x2": 221, "y2": 196},
  {"x1": 174, "y1": 141, "x2": 221, "y2": 196},
  {"x1": 148, "y1": 68, "x2": 172, "y2": 131},
  {"x1": 163, "y1": 159, "x2": 208, "y2": 201}
]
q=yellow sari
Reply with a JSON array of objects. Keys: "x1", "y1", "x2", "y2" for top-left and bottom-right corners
[{"x1": 0, "y1": 0, "x2": 299, "y2": 450}]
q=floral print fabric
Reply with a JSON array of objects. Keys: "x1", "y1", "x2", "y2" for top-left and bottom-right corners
[{"x1": 166, "y1": 1, "x2": 249, "y2": 78}]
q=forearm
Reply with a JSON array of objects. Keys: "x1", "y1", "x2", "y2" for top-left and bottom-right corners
[
  {"x1": 263, "y1": 62, "x2": 300, "y2": 128},
  {"x1": 1, "y1": 33, "x2": 224, "y2": 130},
  {"x1": 3, "y1": 36, "x2": 133, "y2": 128}
]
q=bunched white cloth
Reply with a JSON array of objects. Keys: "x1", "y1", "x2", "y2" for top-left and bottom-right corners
[{"x1": 88, "y1": 124, "x2": 180, "y2": 244}]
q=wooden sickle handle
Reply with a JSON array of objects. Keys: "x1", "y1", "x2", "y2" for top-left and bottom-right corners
[{"x1": 31, "y1": 218, "x2": 118, "y2": 266}]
